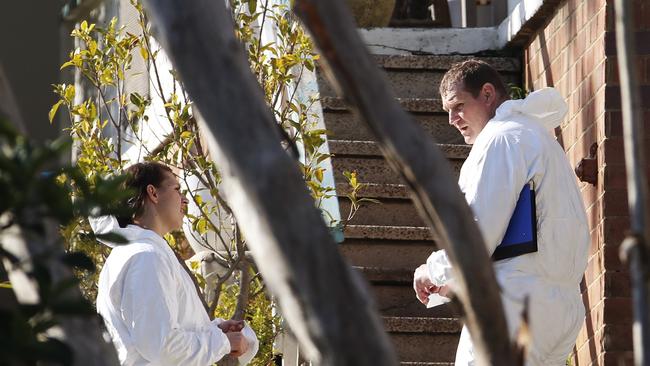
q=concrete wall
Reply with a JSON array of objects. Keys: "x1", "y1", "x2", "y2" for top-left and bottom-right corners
[
  {"x1": 0, "y1": 1, "x2": 71, "y2": 143},
  {"x1": 523, "y1": 0, "x2": 650, "y2": 364}
]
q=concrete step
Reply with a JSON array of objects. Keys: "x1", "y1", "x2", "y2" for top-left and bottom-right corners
[
  {"x1": 332, "y1": 155, "x2": 463, "y2": 185},
  {"x1": 343, "y1": 225, "x2": 435, "y2": 241},
  {"x1": 373, "y1": 283, "x2": 458, "y2": 318},
  {"x1": 329, "y1": 140, "x2": 470, "y2": 159},
  {"x1": 317, "y1": 55, "x2": 521, "y2": 99},
  {"x1": 330, "y1": 140, "x2": 468, "y2": 202},
  {"x1": 323, "y1": 110, "x2": 463, "y2": 144},
  {"x1": 339, "y1": 238, "x2": 437, "y2": 269},
  {"x1": 372, "y1": 54, "x2": 520, "y2": 72},
  {"x1": 384, "y1": 316, "x2": 462, "y2": 334},
  {"x1": 353, "y1": 267, "x2": 459, "y2": 318},
  {"x1": 391, "y1": 332, "x2": 459, "y2": 362},
  {"x1": 354, "y1": 266, "x2": 414, "y2": 284},
  {"x1": 340, "y1": 197, "x2": 424, "y2": 226},
  {"x1": 322, "y1": 96, "x2": 444, "y2": 113},
  {"x1": 337, "y1": 182, "x2": 412, "y2": 200}
]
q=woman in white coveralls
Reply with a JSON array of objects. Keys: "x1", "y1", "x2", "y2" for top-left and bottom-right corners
[
  {"x1": 413, "y1": 60, "x2": 589, "y2": 365},
  {"x1": 91, "y1": 162, "x2": 259, "y2": 365}
]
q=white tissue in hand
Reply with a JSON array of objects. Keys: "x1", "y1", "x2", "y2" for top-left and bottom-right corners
[{"x1": 427, "y1": 293, "x2": 450, "y2": 308}]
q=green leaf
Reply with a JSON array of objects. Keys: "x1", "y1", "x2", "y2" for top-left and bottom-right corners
[
  {"x1": 247, "y1": 0, "x2": 257, "y2": 13},
  {"x1": 139, "y1": 46, "x2": 149, "y2": 61},
  {"x1": 48, "y1": 101, "x2": 64, "y2": 124},
  {"x1": 196, "y1": 218, "x2": 207, "y2": 235},
  {"x1": 63, "y1": 85, "x2": 75, "y2": 103}
]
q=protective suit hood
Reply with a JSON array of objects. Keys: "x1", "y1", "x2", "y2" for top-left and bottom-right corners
[
  {"x1": 88, "y1": 215, "x2": 152, "y2": 248},
  {"x1": 494, "y1": 87, "x2": 568, "y2": 130}
]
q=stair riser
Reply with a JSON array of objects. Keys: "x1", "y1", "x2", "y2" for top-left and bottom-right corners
[
  {"x1": 324, "y1": 111, "x2": 464, "y2": 144},
  {"x1": 332, "y1": 157, "x2": 463, "y2": 185},
  {"x1": 390, "y1": 333, "x2": 459, "y2": 362},
  {"x1": 339, "y1": 198, "x2": 424, "y2": 226},
  {"x1": 318, "y1": 69, "x2": 520, "y2": 99},
  {"x1": 339, "y1": 240, "x2": 438, "y2": 269},
  {"x1": 372, "y1": 285, "x2": 459, "y2": 318}
]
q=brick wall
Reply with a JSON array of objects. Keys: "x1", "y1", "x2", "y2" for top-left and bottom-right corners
[{"x1": 522, "y1": 0, "x2": 650, "y2": 364}]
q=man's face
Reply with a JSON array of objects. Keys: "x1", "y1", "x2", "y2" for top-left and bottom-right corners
[
  {"x1": 156, "y1": 171, "x2": 188, "y2": 232},
  {"x1": 442, "y1": 83, "x2": 493, "y2": 145}
]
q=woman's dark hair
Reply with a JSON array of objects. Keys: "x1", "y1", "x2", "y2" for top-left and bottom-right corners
[{"x1": 116, "y1": 162, "x2": 173, "y2": 227}]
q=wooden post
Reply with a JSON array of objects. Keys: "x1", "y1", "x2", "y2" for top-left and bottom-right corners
[
  {"x1": 613, "y1": 0, "x2": 650, "y2": 365},
  {"x1": 139, "y1": 0, "x2": 398, "y2": 364},
  {"x1": 292, "y1": 0, "x2": 516, "y2": 364}
]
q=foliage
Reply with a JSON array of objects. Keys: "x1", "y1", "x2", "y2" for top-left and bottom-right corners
[
  {"x1": 214, "y1": 270, "x2": 283, "y2": 366},
  {"x1": 0, "y1": 117, "x2": 129, "y2": 365},
  {"x1": 51, "y1": 0, "x2": 372, "y2": 363},
  {"x1": 508, "y1": 83, "x2": 528, "y2": 100}
]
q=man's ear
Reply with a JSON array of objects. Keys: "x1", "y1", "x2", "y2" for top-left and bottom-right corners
[
  {"x1": 481, "y1": 83, "x2": 497, "y2": 104},
  {"x1": 145, "y1": 184, "x2": 158, "y2": 204}
]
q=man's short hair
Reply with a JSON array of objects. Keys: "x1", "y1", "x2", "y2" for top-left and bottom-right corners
[{"x1": 439, "y1": 59, "x2": 508, "y2": 99}]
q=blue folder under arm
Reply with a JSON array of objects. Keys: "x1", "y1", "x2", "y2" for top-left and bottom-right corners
[{"x1": 492, "y1": 183, "x2": 538, "y2": 261}]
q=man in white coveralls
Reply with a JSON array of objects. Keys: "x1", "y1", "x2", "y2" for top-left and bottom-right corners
[
  {"x1": 91, "y1": 162, "x2": 259, "y2": 365},
  {"x1": 413, "y1": 60, "x2": 589, "y2": 365}
]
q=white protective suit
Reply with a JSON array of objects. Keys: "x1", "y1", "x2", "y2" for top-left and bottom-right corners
[
  {"x1": 91, "y1": 216, "x2": 259, "y2": 366},
  {"x1": 426, "y1": 88, "x2": 589, "y2": 365}
]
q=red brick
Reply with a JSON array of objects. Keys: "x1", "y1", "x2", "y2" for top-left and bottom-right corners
[
  {"x1": 606, "y1": 30, "x2": 650, "y2": 56},
  {"x1": 587, "y1": 272, "x2": 606, "y2": 307},
  {"x1": 607, "y1": 57, "x2": 619, "y2": 85},
  {"x1": 604, "y1": 271, "x2": 631, "y2": 297},
  {"x1": 602, "y1": 323, "x2": 633, "y2": 350},
  {"x1": 602, "y1": 189, "x2": 629, "y2": 216},
  {"x1": 590, "y1": 7, "x2": 606, "y2": 45},
  {"x1": 606, "y1": 3, "x2": 615, "y2": 32},
  {"x1": 600, "y1": 136, "x2": 650, "y2": 165},
  {"x1": 575, "y1": 326, "x2": 605, "y2": 366},
  {"x1": 602, "y1": 351, "x2": 634, "y2": 366},
  {"x1": 603, "y1": 164, "x2": 627, "y2": 190},
  {"x1": 589, "y1": 223, "x2": 601, "y2": 256},
  {"x1": 605, "y1": 111, "x2": 623, "y2": 137},
  {"x1": 604, "y1": 243, "x2": 626, "y2": 270},
  {"x1": 582, "y1": 182, "x2": 602, "y2": 216},
  {"x1": 585, "y1": 247, "x2": 606, "y2": 286},
  {"x1": 603, "y1": 216, "x2": 631, "y2": 244},
  {"x1": 604, "y1": 297, "x2": 634, "y2": 325},
  {"x1": 600, "y1": 137, "x2": 625, "y2": 165}
]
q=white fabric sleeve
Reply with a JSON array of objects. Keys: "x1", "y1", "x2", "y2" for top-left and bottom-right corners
[
  {"x1": 425, "y1": 250, "x2": 453, "y2": 287},
  {"x1": 238, "y1": 322, "x2": 260, "y2": 365},
  {"x1": 120, "y1": 251, "x2": 231, "y2": 365},
  {"x1": 210, "y1": 318, "x2": 260, "y2": 365},
  {"x1": 463, "y1": 134, "x2": 528, "y2": 256}
]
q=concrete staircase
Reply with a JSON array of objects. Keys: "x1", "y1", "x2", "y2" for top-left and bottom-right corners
[{"x1": 318, "y1": 54, "x2": 521, "y2": 364}]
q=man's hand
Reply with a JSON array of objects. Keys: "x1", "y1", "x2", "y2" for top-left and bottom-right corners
[
  {"x1": 413, "y1": 264, "x2": 448, "y2": 304},
  {"x1": 225, "y1": 331, "x2": 250, "y2": 357},
  {"x1": 218, "y1": 319, "x2": 245, "y2": 333}
]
